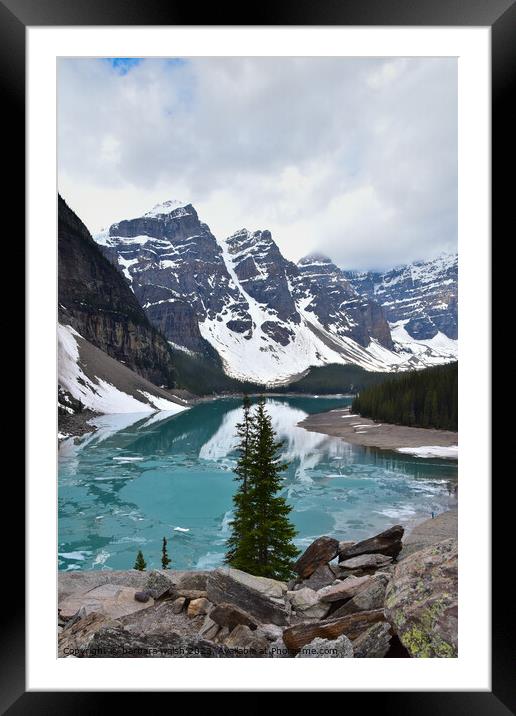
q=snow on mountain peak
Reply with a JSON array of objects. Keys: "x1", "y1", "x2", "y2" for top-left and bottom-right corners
[
  {"x1": 297, "y1": 253, "x2": 333, "y2": 267},
  {"x1": 144, "y1": 199, "x2": 190, "y2": 217}
]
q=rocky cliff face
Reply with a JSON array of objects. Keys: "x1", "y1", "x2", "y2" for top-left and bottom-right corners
[
  {"x1": 294, "y1": 254, "x2": 393, "y2": 350},
  {"x1": 58, "y1": 195, "x2": 177, "y2": 387},
  {"x1": 95, "y1": 200, "x2": 457, "y2": 385},
  {"x1": 344, "y1": 254, "x2": 458, "y2": 341},
  {"x1": 99, "y1": 201, "x2": 250, "y2": 356}
]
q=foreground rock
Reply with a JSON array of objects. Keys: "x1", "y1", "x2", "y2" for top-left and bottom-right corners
[
  {"x1": 86, "y1": 626, "x2": 240, "y2": 657},
  {"x1": 286, "y1": 587, "x2": 330, "y2": 620},
  {"x1": 224, "y1": 624, "x2": 269, "y2": 656},
  {"x1": 339, "y1": 526, "x2": 404, "y2": 561},
  {"x1": 58, "y1": 516, "x2": 458, "y2": 659},
  {"x1": 329, "y1": 574, "x2": 390, "y2": 618},
  {"x1": 282, "y1": 609, "x2": 385, "y2": 652},
  {"x1": 318, "y1": 575, "x2": 372, "y2": 603},
  {"x1": 295, "y1": 564, "x2": 335, "y2": 591},
  {"x1": 59, "y1": 612, "x2": 113, "y2": 657},
  {"x1": 352, "y1": 622, "x2": 392, "y2": 658},
  {"x1": 144, "y1": 571, "x2": 175, "y2": 599},
  {"x1": 187, "y1": 597, "x2": 211, "y2": 618},
  {"x1": 385, "y1": 538, "x2": 457, "y2": 657},
  {"x1": 210, "y1": 603, "x2": 258, "y2": 631},
  {"x1": 296, "y1": 634, "x2": 353, "y2": 658},
  {"x1": 59, "y1": 584, "x2": 155, "y2": 620},
  {"x1": 112, "y1": 600, "x2": 205, "y2": 638},
  {"x1": 399, "y1": 510, "x2": 458, "y2": 560},
  {"x1": 206, "y1": 567, "x2": 288, "y2": 626},
  {"x1": 339, "y1": 554, "x2": 392, "y2": 572},
  {"x1": 294, "y1": 537, "x2": 340, "y2": 579}
]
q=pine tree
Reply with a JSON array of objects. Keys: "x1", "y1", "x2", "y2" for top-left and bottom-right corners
[
  {"x1": 161, "y1": 536, "x2": 171, "y2": 569},
  {"x1": 134, "y1": 549, "x2": 147, "y2": 571},
  {"x1": 226, "y1": 397, "x2": 299, "y2": 580},
  {"x1": 225, "y1": 395, "x2": 254, "y2": 565}
]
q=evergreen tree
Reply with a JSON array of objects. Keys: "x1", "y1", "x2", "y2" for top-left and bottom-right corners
[
  {"x1": 225, "y1": 395, "x2": 254, "y2": 565},
  {"x1": 226, "y1": 397, "x2": 299, "y2": 580},
  {"x1": 134, "y1": 549, "x2": 147, "y2": 571},
  {"x1": 161, "y1": 536, "x2": 171, "y2": 569}
]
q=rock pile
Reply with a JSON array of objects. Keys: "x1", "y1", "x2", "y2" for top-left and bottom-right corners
[{"x1": 58, "y1": 521, "x2": 458, "y2": 658}]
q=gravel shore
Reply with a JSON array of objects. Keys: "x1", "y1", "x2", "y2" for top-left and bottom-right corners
[{"x1": 298, "y1": 408, "x2": 458, "y2": 457}]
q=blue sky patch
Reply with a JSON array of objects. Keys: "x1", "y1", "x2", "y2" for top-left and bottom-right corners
[{"x1": 104, "y1": 58, "x2": 143, "y2": 75}]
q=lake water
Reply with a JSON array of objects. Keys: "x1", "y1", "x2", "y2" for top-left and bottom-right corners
[{"x1": 58, "y1": 396, "x2": 457, "y2": 571}]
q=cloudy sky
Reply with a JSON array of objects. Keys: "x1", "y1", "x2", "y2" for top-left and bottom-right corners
[{"x1": 58, "y1": 57, "x2": 457, "y2": 271}]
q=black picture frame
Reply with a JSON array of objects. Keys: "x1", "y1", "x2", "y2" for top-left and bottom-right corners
[{"x1": 7, "y1": 0, "x2": 507, "y2": 709}]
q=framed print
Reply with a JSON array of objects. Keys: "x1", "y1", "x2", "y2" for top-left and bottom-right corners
[{"x1": 5, "y1": 0, "x2": 510, "y2": 707}]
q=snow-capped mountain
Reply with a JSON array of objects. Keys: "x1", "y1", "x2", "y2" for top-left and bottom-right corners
[
  {"x1": 344, "y1": 253, "x2": 457, "y2": 344},
  {"x1": 96, "y1": 201, "x2": 457, "y2": 385}
]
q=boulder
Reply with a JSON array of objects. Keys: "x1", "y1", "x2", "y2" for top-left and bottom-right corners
[
  {"x1": 199, "y1": 615, "x2": 220, "y2": 641},
  {"x1": 339, "y1": 526, "x2": 404, "y2": 562},
  {"x1": 283, "y1": 609, "x2": 385, "y2": 652},
  {"x1": 339, "y1": 554, "x2": 392, "y2": 571},
  {"x1": 58, "y1": 570, "x2": 149, "y2": 602},
  {"x1": 329, "y1": 574, "x2": 390, "y2": 618},
  {"x1": 174, "y1": 571, "x2": 210, "y2": 592},
  {"x1": 318, "y1": 575, "x2": 372, "y2": 603},
  {"x1": 258, "y1": 623, "x2": 284, "y2": 642},
  {"x1": 58, "y1": 612, "x2": 115, "y2": 657},
  {"x1": 86, "y1": 625, "x2": 240, "y2": 657},
  {"x1": 286, "y1": 588, "x2": 330, "y2": 620},
  {"x1": 206, "y1": 568, "x2": 289, "y2": 626},
  {"x1": 214, "y1": 626, "x2": 231, "y2": 644},
  {"x1": 295, "y1": 634, "x2": 354, "y2": 658},
  {"x1": 352, "y1": 622, "x2": 392, "y2": 658},
  {"x1": 61, "y1": 606, "x2": 87, "y2": 630},
  {"x1": 59, "y1": 584, "x2": 155, "y2": 620},
  {"x1": 171, "y1": 597, "x2": 186, "y2": 614},
  {"x1": 134, "y1": 591, "x2": 151, "y2": 603},
  {"x1": 297, "y1": 564, "x2": 335, "y2": 591},
  {"x1": 384, "y1": 538, "x2": 458, "y2": 658},
  {"x1": 224, "y1": 624, "x2": 269, "y2": 656},
  {"x1": 116, "y1": 599, "x2": 199, "y2": 637},
  {"x1": 294, "y1": 537, "x2": 340, "y2": 579},
  {"x1": 144, "y1": 571, "x2": 175, "y2": 599},
  {"x1": 338, "y1": 540, "x2": 355, "y2": 553},
  {"x1": 187, "y1": 597, "x2": 211, "y2": 618},
  {"x1": 210, "y1": 602, "x2": 258, "y2": 631}
]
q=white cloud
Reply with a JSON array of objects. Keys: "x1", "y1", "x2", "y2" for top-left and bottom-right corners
[{"x1": 58, "y1": 56, "x2": 457, "y2": 270}]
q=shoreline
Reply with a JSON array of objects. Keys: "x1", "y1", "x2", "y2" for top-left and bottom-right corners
[
  {"x1": 298, "y1": 407, "x2": 458, "y2": 459},
  {"x1": 58, "y1": 391, "x2": 355, "y2": 441}
]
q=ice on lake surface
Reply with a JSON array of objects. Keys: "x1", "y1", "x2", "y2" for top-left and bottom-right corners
[{"x1": 58, "y1": 396, "x2": 457, "y2": 571}]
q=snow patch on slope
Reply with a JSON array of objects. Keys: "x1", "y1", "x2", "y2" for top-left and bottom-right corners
[
  {"x1": 390, "y1": 319, "x2": 458, "y2": 363},
  {"x1": 58, "y1": 323, "x2": 187, "y2": 415}
]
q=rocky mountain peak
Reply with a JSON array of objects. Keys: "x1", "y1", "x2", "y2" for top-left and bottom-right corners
[
  {"x1": 225, "y1": 228, "x2": 299, "y2": 325},
  {"x1": 297, "y1": 253, "x2": 333, "y2": 267},
  {"x1": 143, "y1": 199, "x2": 192, "y2": 218}
]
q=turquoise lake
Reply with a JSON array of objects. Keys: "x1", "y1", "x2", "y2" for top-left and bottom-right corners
[{"x1": 58, "y1": 396, "x2": 457, "y2": 571}]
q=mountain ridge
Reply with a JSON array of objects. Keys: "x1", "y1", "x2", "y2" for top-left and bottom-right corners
[{"x1": 94, "y1": 199, "x2": 458, "y2": 386}]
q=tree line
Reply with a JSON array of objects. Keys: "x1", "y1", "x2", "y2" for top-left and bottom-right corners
[{"x1": 352, "y1": 362, "x2": 458, "y2": 431}]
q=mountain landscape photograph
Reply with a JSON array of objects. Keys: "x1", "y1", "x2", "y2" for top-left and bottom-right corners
[{"x1": 57, "y1": 56, "x2": 458, "y2": 660}]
